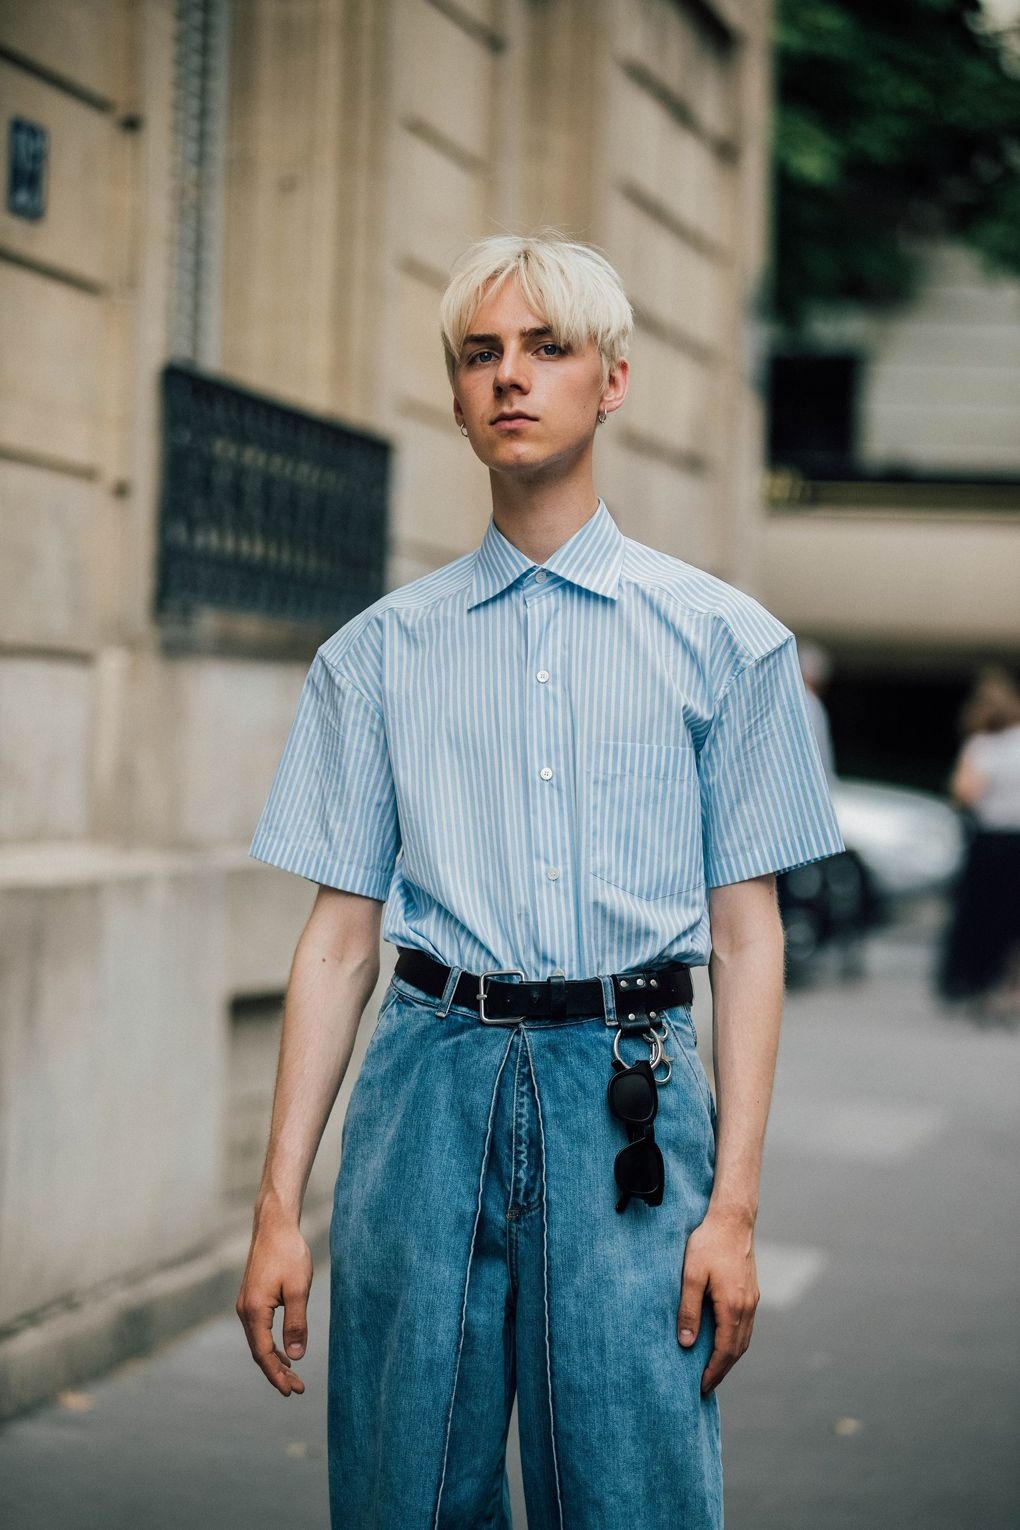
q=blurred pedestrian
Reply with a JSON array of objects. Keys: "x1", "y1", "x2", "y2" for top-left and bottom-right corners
[
  {"x1": 783, "y1": 638, "x2": 869, "y2": 982},
  {"x1": 935, "y1": 666, "x2": 1020, "y2": 1022},
  {"x1": 798, "y1": 639, "x2": 836, "y2": 788}
]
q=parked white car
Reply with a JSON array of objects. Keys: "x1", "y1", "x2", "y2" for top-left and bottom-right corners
[
  {"x1": 828, "y1": 777, "x2": 965, "y2": 904},
  {"x1": 777, "y1": 776, "x2": 965, "y2": 979}
]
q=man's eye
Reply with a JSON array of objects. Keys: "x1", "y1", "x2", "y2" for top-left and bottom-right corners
[
  {"x1": 466, "y1": 349, "x2": 496, "y2": 365},
  {"x1": 538, "y1": 343, "x2": 565, "y2": 356}
]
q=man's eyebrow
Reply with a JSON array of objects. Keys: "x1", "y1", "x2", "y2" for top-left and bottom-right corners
[{"x1": 461, "y1": 325, "x2": 556, "y2": 348}]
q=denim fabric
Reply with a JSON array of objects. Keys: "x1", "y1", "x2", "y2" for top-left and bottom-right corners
[{"x1": 328, "y1": 973, "x2": 722, "y2": 1529}]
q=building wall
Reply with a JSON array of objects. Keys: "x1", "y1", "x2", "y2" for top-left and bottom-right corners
[
  {"x1": 762, "y1": 239, "x2": 1020, "y2": 666},
  {"x1": 857, "y1": 241, "x2": 1020, "y2": 478},
  {"x1": 0, "y1": 0, "x2": 771, "y2": 1414},
  {"x1": 761, "y1": 513, "x2": 1020, "y2": 666}
]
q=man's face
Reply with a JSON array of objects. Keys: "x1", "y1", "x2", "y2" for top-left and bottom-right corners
[{"x1": 451, "y1": 278, "x2": 626, "y2": 477}]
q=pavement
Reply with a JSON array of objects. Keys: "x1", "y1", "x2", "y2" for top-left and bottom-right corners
[{"x1": 1, "y1": 924, "x2": 1018, "y2": 1529}]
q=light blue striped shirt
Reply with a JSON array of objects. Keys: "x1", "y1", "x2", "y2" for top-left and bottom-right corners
[{"x1": 249, "y1": 498, "x2": 845, "y2": 979}]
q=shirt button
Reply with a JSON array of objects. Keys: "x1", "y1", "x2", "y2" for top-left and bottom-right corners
[
  {"x1": 534, "y1": 569, "x2": 548, "y2": 582},
  {"x1": 536, "y1": 670, "x2": 550, "y2": 683},
  {"x1": 551, "y1": 968, "x2": 565, "y2": 977},
  {"x1": 546, "y1": 866, "x2": 560, "y2": 880},
  {"x1": 539, "y1": 766, "x2": 553, "y2": 781}
]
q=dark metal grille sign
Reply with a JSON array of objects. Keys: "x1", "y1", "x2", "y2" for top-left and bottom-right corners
[
  {"x1": 7, "y1": 117, "x2": 48, "y2": 220},
  {"x1": 156, "y1": 363, "x2": 390, "y2": 628}
]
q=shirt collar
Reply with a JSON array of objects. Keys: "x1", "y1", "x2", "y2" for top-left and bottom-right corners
[{"x1": 466, "y1": 498, "x2": 626, "y2": 610}]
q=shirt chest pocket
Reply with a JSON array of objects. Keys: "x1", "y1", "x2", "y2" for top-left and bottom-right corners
[{"x1": 590, "y1": 739, "x2": 704, "y2": 901}]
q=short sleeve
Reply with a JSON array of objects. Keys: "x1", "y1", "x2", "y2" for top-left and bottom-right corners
[
  {"x1": 248, "y1": 649, "x2": 400, "y2": 900},
  {"x1": 699, "y1": 634, "x2": 846, "y2": 889}
]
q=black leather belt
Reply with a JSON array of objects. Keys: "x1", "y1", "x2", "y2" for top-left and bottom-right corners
[{"x1": 394, "y1": 946, "x2": 693, "y2": 1030}]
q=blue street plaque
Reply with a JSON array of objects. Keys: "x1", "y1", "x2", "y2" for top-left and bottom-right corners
[{"x1": 7, "y1": 117, "x2": 48, "y2": 220}]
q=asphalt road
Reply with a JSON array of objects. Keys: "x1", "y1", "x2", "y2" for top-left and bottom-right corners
[{"x1": 1, "y1": 926, "x2": 1017, "y2": 1528}]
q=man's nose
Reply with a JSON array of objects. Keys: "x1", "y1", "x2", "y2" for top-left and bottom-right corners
[{"x1": 494, "y1": 346, "x2": 529, "y2": 392}]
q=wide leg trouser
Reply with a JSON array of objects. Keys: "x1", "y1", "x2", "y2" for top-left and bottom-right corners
[{"x1": 327, "y1": 970, "x2": 723, "y2": 1529}]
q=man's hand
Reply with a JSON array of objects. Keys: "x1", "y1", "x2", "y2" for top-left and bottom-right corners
[
  {"x1": 236, "y1": 1218, "x2": 313, "y2": 1396},
  {"x1": 677, "y1": 1207, "x2": 760, "y2": 1395}
]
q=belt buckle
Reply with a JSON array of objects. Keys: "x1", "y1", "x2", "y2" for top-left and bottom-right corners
[{"x1": 477, "y1": 969, "x2": 527, "y2": 1025}]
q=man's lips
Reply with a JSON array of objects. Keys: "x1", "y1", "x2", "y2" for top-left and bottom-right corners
[{"x1": 491, "y1": 412, "x2": 538, "y2": 428}]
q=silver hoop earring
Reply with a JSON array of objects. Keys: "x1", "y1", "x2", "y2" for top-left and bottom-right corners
[
  {"x1": 597, "y1": 409, "x2": 608, "y2": 425},
  {"x1": 460, "y1": 423, "x2": 469, "y2": 437}
]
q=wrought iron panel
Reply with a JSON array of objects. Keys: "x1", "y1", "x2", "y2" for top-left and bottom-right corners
[{"x1": 156, "y1": 363, "x2": 390, "y2": 629}]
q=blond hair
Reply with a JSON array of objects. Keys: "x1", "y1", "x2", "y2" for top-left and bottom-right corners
[{"x1": 439, "y1": 231, "x2": 634, "y2": 387}]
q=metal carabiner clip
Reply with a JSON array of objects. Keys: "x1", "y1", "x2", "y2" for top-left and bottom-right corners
[
  {"x1": 647, "y1": 1019, "x2": 673, "y2": 1084},
  {"x1": 612, "y1": 1025, "x2": 662, "y2": 1071}
]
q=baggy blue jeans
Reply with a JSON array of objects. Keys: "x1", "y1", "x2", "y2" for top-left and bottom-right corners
[{"x1": 328, "y1": 967, "x2": 723, "y2": 1529}]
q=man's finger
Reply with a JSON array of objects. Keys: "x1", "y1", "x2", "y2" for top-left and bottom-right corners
[
  {"x1": 269, "y1": 1344, "x2": 306, "y2": 1395},
  {"x1": 255, "y1": 1336, "x2": 306, "y2": 1396},
  {"x1": 283, "y1": 1282, "x2": 309, "y2": 1359},
  {"x1": 677, "y1": 1259, "x2": 708, "y2": 1347},
  {"x1": 259, "y1": 1352, "x2": 306, "y2": 1396},
  {"x1": 238, "y1": 1296, "x2": 305, "y2": 1396},
  {"x1": 701, "y1": 1305, "x2": 755, "y2": 1394},
  {"x1": 237, "y1": 1293, "x2": 277, "y2": 1364},
  {"x1": 700, "y1": 1312, "x2": 739, "y2": 1394},
  {"x1": 701, "y1": 1347, "x2": 737, "y2": 1395}
]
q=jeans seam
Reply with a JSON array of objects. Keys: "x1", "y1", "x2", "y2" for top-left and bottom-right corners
[
  {"x1": 520, "y1": 1029, "x2": 566, "y2": 1530},
  {"x1": 510, "y1": 1038, "x2": 523, "y2": 1187},
  {"x1": 665, "y1": 1017, "x2": 716, "y2": 1124},
  {"x1": 432, "y1": 1029, "x2": 517, "y2": 1529}
]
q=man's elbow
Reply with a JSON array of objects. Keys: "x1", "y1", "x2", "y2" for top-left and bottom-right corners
[
  {"x1": 302, "y1": 884, "x2": 385, "y2": 978},
  {"x1": 707, "y1": 873, "x2": 783, "y2": 964}
]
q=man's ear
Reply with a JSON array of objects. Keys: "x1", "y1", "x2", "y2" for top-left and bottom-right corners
[
  {"x1": 600, "y1": 357, "x2": 630, "y2": 419},
  {"x1": 452, "y1": 396, "x2": 465, "y2": 430}
]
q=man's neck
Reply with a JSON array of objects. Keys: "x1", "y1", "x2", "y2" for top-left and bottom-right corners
[{"x1": 489, "y1": 472, "x2": 601, "y2": 566}]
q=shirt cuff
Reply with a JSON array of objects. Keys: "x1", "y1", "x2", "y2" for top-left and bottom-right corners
[
  {"x1": 704, "y1": 830, "x2": 847, "y2": 889},
  {"x1": 248, "y1": 829, "x2": 393, "y2": 901}
]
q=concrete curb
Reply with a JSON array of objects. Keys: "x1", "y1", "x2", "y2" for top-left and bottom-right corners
[{"x1": 0, "y1": 1203, "x2": 332, "y2": 1422}]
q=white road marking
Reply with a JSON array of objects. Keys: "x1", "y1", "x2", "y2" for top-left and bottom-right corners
[{"x1": 754, "y1": 1241, "x2": 829, "y2": 1310}]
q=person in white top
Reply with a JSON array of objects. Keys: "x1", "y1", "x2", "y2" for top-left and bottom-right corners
[
  {"x1": 954, "y1": 716, "x2": 1020, "y2": 833},
  {"x1": 935, "y1": 667, "x2": 1020, "y2": 1021}
]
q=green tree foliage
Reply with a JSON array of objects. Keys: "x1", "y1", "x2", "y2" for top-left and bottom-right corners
[{"x1": 772, "y1": 0, "x2": 1020, "y2": 332}]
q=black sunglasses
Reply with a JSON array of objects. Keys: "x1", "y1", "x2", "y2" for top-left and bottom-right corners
[{"x1": 607, "y1": 1057, "x2": 664, "y2": 1212}]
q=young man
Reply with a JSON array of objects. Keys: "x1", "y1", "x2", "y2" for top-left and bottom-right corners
[{"x1": 237, "y1": 233, "x2": 845, "y2": 1529}]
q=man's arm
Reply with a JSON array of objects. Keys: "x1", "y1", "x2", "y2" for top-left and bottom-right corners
[
  {"x1": 236, "y1": 884, "x2": 384, "y2": 1396},
  {"x1": 676, "y1": 871, "x2": 785, "y2": 1394}
]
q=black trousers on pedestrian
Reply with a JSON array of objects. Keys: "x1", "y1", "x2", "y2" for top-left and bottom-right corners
[{"x1": 935, "y1": 828, "x2": 1020, "y2": 1000}]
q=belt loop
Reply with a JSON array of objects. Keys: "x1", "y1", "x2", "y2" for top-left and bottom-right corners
[
  {"x1": 436, "y1": 963, "x2": 464, "y2": 1019},
  {"x1": 598, "y1": 974, "x2": 618, "y2": 1029}
]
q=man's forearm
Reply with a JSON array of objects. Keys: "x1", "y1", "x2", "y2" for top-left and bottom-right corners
[
  {"x1": 706, "y1": 915, "x2": 786, "y2": 1223},
  {"x1": 676, "y1": 883, "x2": 785, "y2": 1388},
  {"x1": 254, "y1": 929, "x2": 379, "y2": 1229}
]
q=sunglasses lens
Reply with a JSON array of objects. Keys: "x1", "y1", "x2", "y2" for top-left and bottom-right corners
[
  {"x1": 609, "y1": 1067, "x2": 656, "y2": 1124},
  {"x1": 615, "y1": 1136, "x2": 664, "y2": 1196}
]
